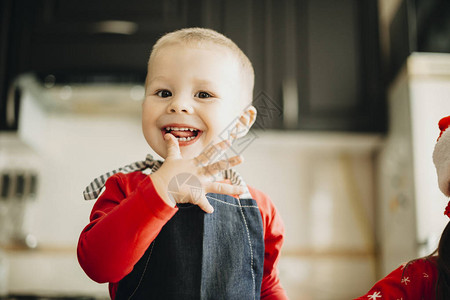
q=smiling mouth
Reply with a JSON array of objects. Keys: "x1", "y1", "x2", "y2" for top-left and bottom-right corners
[{"x1": 162, "y1": 126, "x2": 202, "y2": 144}]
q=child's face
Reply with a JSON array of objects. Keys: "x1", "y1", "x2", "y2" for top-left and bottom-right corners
[{"x1": 143, "y1": 43, "x2": 253, "y2": 160}]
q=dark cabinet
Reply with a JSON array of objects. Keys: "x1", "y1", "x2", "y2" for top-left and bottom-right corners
[
  {"x1": 389, "y1": 0, "x2": 450, "y2": 81},
  {"x1": 1, "y1": 0, "x2": 385, "y2": 132},
  {"x1": 210, "y1": 0, "x2": 385, "y2": 132},
  {"x1": 0, "y1": 0, "x2": 204, "y2": 131},
  {"x1": 28, "y1": 0, "x2": 201, "y2": 74},
  {"x1": 0, "y1": 0, "x2": 34, "y2": 131}
]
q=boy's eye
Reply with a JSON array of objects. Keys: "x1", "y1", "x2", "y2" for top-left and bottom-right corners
[
  {"x1": 195, "y1": 91, "x2": 212, "y2": 99},
  {"x1": 157, "y1": 90, "x2": 172, "y2": 98}
]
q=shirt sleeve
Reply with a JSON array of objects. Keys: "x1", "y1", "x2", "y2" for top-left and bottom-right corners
[
  {"x1": 353, "y1": 258, "x2": 437, "y2": 300},
  {"x1": 247, "y1": 185, "x2": 289, "y2": 300},
  {"x1": 77, "y1": 172, "x2": 178, "y2": 284}
]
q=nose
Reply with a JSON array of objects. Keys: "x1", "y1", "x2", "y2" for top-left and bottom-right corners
[{"x1": 167, "y1": 95, "x2": 194, "y2": 114}]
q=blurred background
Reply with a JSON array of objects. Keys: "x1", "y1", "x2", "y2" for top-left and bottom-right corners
[{"x1": 0, "y1": 0, "x2": 450, "y2": 299}]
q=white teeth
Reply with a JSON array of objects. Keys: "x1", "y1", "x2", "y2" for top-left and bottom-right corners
[
  {"x1": 176, "y1": 136, "x2": 195, "y2": 142},
  {"x1": 164, "y1": 126, "x2": 198, "y2": 131},
  {"x1": 163, "y1": 126, "x2": 198, "y2": 142}
]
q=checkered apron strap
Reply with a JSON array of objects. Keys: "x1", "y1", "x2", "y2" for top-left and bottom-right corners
[
  {"x1": 83, "y1": 154, "x2": 163, "y2": 200},
  {"x1": 223, "y1": 169, "x2": 252, "y2": 199},
  {"x1": 83, "y1": 154, "x2": 251, "y2": 201}
]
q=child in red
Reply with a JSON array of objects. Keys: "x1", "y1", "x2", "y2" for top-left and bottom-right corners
[
  {"x1": 77, "y1": 28, "x2": 288, "y2": 299},
  {"x1": 355, "y1": 116, "x2": 450, "y2": 300}
]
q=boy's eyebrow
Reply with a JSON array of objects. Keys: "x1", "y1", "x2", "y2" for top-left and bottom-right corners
[
  {"x1": 147, "y1": 76, "x2": 214, "y2": 84},
  {"x1": 192, "y1": 78, "x2": 216, "y2": 86},
  {"x1": 193, "y1": 77, "x2": 237, "y2": 89},
  {"x1": 147, "y1": 76, "x2": 167, "y2": 85},
  {"x1": 147, "y1": 76, "x2": 230, "y2": 91}
]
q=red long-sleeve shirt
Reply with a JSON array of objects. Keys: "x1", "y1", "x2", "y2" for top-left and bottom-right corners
[
  {"x1": 77, "y1": 171, "x2": 288, "y2": 299},
  {"x1": 354, "y1": 257, "x2": 438, "y2": 300}
]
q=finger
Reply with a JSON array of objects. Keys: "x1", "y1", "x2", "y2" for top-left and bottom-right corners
[
  {"x1": 203, "y1": 155, "x2": 243, "y2": 176},
  {"x1": 195, "y1": 139, "x2": 231, "y2": 166},
  {"x1": 164, "y1": 133, "x2": 182, "y2": 159},
  {"x1": 205, "y1": 182, "x2": 247, "y2": 196},
  {"x1": 194, "y1": 195, "x2": 214, "y2": 213}
]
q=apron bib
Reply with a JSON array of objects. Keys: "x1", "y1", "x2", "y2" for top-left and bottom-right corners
[{"x1": 115, "y1": 192, "x2": 264, "y2": 300}]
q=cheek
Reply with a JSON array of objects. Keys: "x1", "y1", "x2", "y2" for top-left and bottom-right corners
[
  {"x1": 142, "y1": 112, "x2": 154, "y2": 127},
  {"x1": 141, "y1": 107, "x2": 160, "y2": 142},
  {"x1": 142, "y1": 101, "x2": 159, "y2": 126},
  {"x1": 141, "y1": 115, "x2": 152, "y2": 136},
  {"x1": 204, "y1": 109, "x2": 239, "y2": 142}
]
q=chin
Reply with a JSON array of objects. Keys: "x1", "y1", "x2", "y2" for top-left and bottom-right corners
[{"x1": 179, "y1": 148, "x2": 200, "y2": 160}]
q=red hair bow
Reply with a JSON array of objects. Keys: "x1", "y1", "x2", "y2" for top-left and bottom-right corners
[
  {"x1": 438, "y1": 116, "x2": 450, "y2": 141},
  {"x1": 445, "y1": 201, "x2": 450, "y2": 218}
]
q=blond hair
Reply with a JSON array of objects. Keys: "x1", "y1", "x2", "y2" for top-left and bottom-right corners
[{"x1": 148, "y1": 27, "x2": 254, "y2": 104}]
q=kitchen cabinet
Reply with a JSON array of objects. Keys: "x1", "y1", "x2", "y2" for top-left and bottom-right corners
[
  {"x1": 1, "y1": 0, "x2": 385, "y2": 132},
  {"x1": 206, "y1": 0, "x2": 385, "y2": 132},
  {"x1": 27, "y1": 0, "x2": 202, "y2": 75},
  {"x1": 389, "y1": 0, "x2": 450, "y2": 81},
  {"x1": 0, "y1": 0, "x2": 204, "y2": 131},
  {"x1": 0, "y1": 0, "x2": 35, "y2": 131},
  {"x1": 0, "y1": 1, "x2": 9, "y2": 131}
]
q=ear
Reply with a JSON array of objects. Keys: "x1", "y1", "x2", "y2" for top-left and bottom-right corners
[{"x1": 233, "y1": 105, "x2": 257, "y2": 139}]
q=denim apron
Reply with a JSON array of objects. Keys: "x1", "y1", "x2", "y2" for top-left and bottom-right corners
[{"x1": 115, "y1": 175, "x2": 265, "y2": 300}]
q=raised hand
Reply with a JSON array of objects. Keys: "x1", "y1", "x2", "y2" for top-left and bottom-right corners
[{"x1": 150, "y1": 133, "x2": 246, "y2": 213}]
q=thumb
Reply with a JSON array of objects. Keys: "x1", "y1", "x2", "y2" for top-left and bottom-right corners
[{"x1": 164, "y1": 133, "x2": 182, "y2": 159}]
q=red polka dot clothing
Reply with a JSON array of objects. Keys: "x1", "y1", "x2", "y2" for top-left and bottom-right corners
[{"x1": 354, "y1": 257, "x2": 438, "y2": 300}]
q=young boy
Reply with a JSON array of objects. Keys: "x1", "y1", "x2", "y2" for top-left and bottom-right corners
[{"x1": 77, "y1": 28, "x2": 287, "y2": 299}]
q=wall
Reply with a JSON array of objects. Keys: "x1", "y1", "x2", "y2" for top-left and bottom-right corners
[
  {"x1": 234, "y1": 132, "x2": 382, "y2": 299},
  {"x1": 0, "y1": 90, "x2": 383, "y2": 299}
]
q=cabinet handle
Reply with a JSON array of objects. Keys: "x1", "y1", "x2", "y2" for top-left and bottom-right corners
[
  {"x1": 6, "y1": 81, "x2": 17, "y2": 128},
  {"x1": 282, "y1": 78, "x2": 298, "y2": 129}
]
